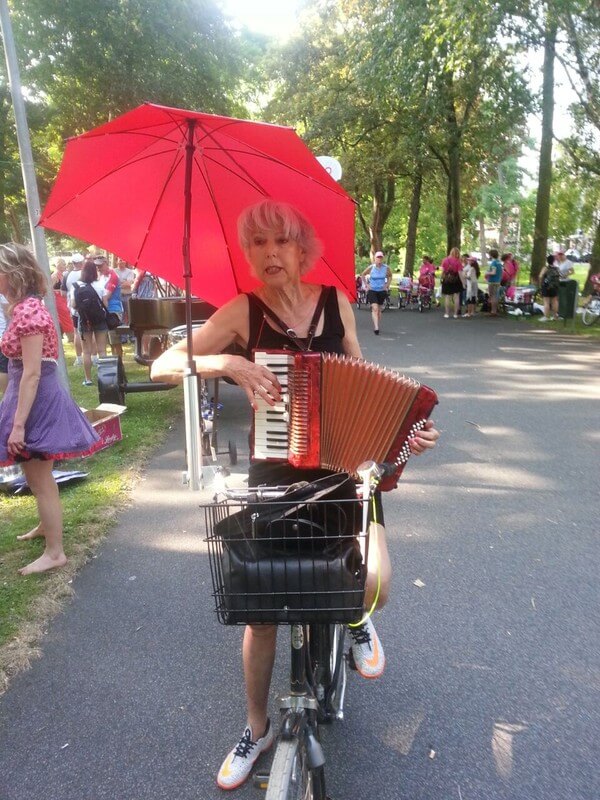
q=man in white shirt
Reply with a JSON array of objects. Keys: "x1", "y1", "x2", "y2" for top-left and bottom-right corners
[
  {"x1": 63, "y1": 253, "x2": 90, "y2": 366},
  {"x1": 554, "y1": 250, "x2": 574, "y2": 280},
  {"x1": 115, "y1": 258, "x2": 135, "y2": 325}
]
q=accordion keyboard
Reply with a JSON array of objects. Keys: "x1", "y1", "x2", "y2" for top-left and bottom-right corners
[{"x1": 253, "y1": 351, "x2": 292, "y2": 460}]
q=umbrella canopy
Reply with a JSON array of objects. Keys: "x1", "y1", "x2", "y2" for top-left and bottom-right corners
[{"x1": 39, "y1": 103, "x2": 356, "y2": 308}]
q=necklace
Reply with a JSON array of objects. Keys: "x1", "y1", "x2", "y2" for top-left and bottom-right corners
[
  {"x1": 283, "y1": 304, "x2": 318, "y2": 338},
  {"x1": 261, "y1": 288, "x2": 318, "y2": 337}
]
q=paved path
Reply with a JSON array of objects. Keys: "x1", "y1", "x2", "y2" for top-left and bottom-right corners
[{"x1": 1, "y1": 307, "x2": 598, "y2": 800}]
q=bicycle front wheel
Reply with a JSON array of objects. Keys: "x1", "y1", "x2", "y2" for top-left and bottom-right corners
[{"x1": 266, "y1": 737, "x2": 325, "y2": 800}]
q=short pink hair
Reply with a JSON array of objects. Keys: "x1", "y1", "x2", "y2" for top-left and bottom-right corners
[{"x1": 237, "y1": 199, "x2": 323, "y2": 276}]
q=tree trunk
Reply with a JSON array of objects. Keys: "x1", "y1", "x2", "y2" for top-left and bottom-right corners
[
  {"x1": 447, "y1": 141, "x2": 461, "y2": 252},
  {"x1": 404, "y1": 171, "x2": 423, "y2": 277},
  {"x1": 498, "y1": 210, "x2": 509, "y2": 253},
  {"x1": 530, "y1": 18, "x2": 557, "y2": 282},
  {"x1": 478, "y1": 215, "x2": 488, "y2": 267},
  {"x1": 369, "y1": 175, "x2": 395, "y2": 256}
]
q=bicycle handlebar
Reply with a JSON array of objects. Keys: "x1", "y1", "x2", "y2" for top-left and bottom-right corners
[{"x1": 218, "y1": 461, "x2": 393, "y2": 503}]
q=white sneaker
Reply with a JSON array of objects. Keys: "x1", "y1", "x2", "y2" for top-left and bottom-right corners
[
  {"x1": 91, "y1": 356, "x2": 99, "y2": 365},
  {"x1": 217, "y1": 720, "x2": 273, "y2": 790},
  {"x1": 443, "y1": 314, "x2": 449, "y2": 319},
  {"x1": 73, "y1": 356, "x2": 83, "y2": 366},
  {"x1": 348, "y1": 616, "x2": 385, "y2": 679},
  {"x1": 539, "y1": 316, "x2": 549, "y2": 321}
]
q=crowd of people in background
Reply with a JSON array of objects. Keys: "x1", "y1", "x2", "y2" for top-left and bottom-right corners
[
  {"x1": 355, "y1": 245, "x2": 599, "y2": 326},
  {"x1": 47, "y1": 252, "x2": 156, "y2": 385}
]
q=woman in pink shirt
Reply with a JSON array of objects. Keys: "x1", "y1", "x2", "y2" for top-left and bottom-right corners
[
  {"x1": 0, "y1": 243, "x2": 98, "y2": 574},
  {"x1": 440, "y1": 247, "x2": 464, "y2": 318}
]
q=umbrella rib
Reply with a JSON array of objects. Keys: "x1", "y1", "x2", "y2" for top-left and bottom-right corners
[
  {"x1": 192, "y1": 150, "x2": 243, "y2": 295},
  {"x1": 42, "y1": 145, "x2": 183, "y2": 220},
  {"x1": 196, "y1": 122, "x2": 345, "y2": 195}
]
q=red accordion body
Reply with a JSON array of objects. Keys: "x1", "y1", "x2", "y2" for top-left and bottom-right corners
[{"x1": 252, "y1": 350, "x2": 438, "y2": 491}]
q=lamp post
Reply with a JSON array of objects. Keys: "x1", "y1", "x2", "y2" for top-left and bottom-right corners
[{"x1": 0, "y1": 0, "x2": 69, "y2": 390}]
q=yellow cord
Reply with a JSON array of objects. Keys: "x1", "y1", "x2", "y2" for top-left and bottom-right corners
[{"x1": 348, "y1": 494, "x2": 380, "y2": 628}]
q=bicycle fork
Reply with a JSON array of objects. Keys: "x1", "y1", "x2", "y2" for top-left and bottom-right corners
[{"x1": 279, "y1": 623, "x2": 325, "y2": 769}]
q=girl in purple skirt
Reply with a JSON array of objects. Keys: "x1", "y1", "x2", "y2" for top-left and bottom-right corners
[{"x1": 0, "y1": 243, "x2": 99, "y2": 575}]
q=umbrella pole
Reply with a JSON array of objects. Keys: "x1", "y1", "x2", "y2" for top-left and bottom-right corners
[{"x1": 182, "y1": 118, "x2": 203, "y2": 491}]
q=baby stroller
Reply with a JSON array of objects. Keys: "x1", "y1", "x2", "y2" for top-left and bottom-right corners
[
  {"x1": 417, "y1": 273, "x2": 435, "y2": 311},
  {"x1": 397, "y1": 276, "x2": 413, "y2": 309},
  {"x1": 355, "y1": 275, "x2": 369, "y2": 308}
]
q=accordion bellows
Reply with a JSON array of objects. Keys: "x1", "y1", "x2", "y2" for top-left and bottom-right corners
[{"x1": 253, "y1": 351, "x2": 438, "y2": 491}]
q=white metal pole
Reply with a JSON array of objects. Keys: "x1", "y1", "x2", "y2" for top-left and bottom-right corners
[{"x1": 0, "y1": 0, "x2": 69, "y2": 390}]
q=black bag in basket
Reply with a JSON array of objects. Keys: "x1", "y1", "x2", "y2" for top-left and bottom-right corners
[{"x1": 215, "y1": 473, "x2": 366, "y2": 624}]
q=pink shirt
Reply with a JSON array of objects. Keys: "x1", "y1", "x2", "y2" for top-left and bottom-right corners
[
  {"x1": 441, "y1": 256, "x2": 463, "y2": 274},
  {"x1": 0, "y1": 296, "x2": 58, "y2": 360}
]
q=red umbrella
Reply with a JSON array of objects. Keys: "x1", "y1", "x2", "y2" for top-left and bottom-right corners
[
  {"x1": 39, "y1": 102, "x2": 356, "y2": 308},
  {"x1": 40, "y1": 103, "x2": 356, "y2": 490}
]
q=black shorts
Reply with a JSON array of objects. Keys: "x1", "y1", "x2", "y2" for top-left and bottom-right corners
[
  {"x1": 79, "y1": 320, "x2": 109, "y2": 338},
  {"x1": 367, "y1": 290, "x2": 388, "y2": 306},
  {"x1": 541, "y1": 288, "x2": 558, "y2": 298}
]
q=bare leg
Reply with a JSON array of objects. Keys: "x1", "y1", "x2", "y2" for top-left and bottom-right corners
[
  {"x1": 552, "y1": 297, "x2": 559, "y2": 319},
  {"x1": 543, "y1": 298, "x2": 551, "y2": 317},
  {"x1": 74, "y1": 328, "x2": 83, "y2": 359},
  {"x1": 454, "y1": 293, "x2": 461, "y2": 316},
  {"x1": 370, "y1": 302, "x2": 381, "y2": 332},
  {"x1": 94, "y1": 330, "x2": 108, "y2": 358},
  {"x1": 242, "y1": 624, "x2": 277, "y2": 736},
  {"x1": 0, "y1": 371, "x2": 7, "y2": 396},
  {"x1": 16, "y1": 523, "x2": 45, "y2": 541},
  {"x1": 18, "y1": 460, "x2": 67, "y2": 575},
  {"x1": 363, "y1": 521, "x2": 391, "y2": 610},
  {"x1": 81, "y1": 334, "x2": 93, "y2": 381},
  {"x1": 444, "y1": 295, "x2": 452, "y2": 316}
]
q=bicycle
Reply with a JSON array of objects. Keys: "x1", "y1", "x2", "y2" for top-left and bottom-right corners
[
  {"x1": 202, "y1": 462, "x2": 385, "y2": 799},
  {"x1": 582, "y1": 294, "x2": 600, "y2": 326}
]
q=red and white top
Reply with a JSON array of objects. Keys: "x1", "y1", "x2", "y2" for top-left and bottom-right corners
[{"x1": 0, "y1": 296, "x2": 58, "y2": 360}]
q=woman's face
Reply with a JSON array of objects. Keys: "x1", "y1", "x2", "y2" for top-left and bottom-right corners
[{"x1": 245, "y1": 228, "x2": 305, "y2": 287}]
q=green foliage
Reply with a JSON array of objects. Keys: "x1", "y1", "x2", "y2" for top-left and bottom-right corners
[{"x1": 1, "y1": 0, "x2": 244, "y2": 237}]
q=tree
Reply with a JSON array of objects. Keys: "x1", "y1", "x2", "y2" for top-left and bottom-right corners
[
  {"x1": 555, "y1": 0, "x2": 600, "y2": 290},
  {"x1": 530, "y1": 12, "x2": 557, "y2": 282},
  {"x1": 1, "y1": 0, "x2": 244, "y2": 246},
  {"x1": 265, "y1": 0, "x2": 532, "y2": 267}
]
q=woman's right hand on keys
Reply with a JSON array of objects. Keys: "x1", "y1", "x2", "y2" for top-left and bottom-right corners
[{"x1": 224, "y1": 355, "x2": 282, "y2": 410}]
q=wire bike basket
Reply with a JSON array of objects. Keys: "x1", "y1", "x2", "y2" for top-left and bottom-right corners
[{"x1": 202, "y1": 474, "x2": 368, "y2": 625}]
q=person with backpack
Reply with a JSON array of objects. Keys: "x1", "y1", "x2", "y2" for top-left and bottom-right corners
[
  {"x1": 538, "y1": 254, "x2": 561, "y2": 321},
  {"x1": 70, "y1": 260, "x2": 108, "y2": 385}
]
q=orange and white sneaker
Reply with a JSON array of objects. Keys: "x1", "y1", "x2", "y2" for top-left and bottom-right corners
[
  {"x1": 217, "y1": 720, "x2": 273, "y2": 791},
  {"x1": 348, "y1": 616, "x2": 385, "y2": 679}
]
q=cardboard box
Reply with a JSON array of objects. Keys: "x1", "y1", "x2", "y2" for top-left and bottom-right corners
[{"x1": 80, "y1": 403, "x2": 127, "y2": 456}]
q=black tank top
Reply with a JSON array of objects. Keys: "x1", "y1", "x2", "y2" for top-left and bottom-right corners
[{"x1": 244, "y1": 286, "x2": 345, "y2": 358}]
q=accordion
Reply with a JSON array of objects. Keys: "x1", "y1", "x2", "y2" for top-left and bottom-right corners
[{"x1": 252, "y1": 350, "x2": 438, "y2": 491}]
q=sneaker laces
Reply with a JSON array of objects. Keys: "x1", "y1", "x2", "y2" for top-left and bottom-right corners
[
  {"x1": 233, "y1": 728, "x2": 257, "y2": 760},
  {"x1": 349, "y1": 623, "x2": 371, "y2": 646}
]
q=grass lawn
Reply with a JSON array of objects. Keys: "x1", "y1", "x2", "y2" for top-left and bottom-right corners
[{"x1": 0, "y1": 342, "x2": 183, "y2": 690}]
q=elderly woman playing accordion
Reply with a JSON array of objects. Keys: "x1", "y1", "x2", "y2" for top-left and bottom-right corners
[{"x1": 151, "y1": 199, "x2": 439, "y2": 790}]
